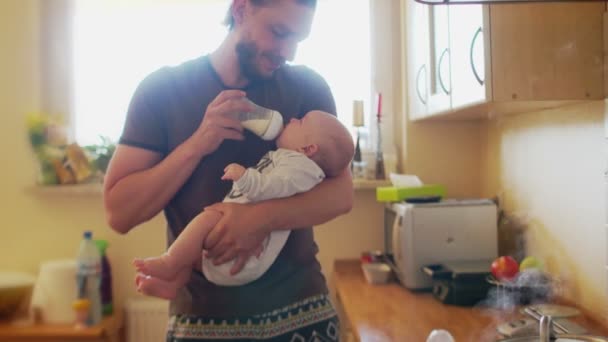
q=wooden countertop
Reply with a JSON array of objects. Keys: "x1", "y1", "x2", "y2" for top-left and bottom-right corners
[
  {"x1": 333, "y1": 259, "x2": 608, "y2": 342},
  {"x1": 0, "y1": 313, "x2": 121, "y2": 341}
]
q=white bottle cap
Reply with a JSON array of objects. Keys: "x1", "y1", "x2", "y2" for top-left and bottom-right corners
[
  {"x1": 426, "y1": 329, "x2": 455, "y2": 342},
  {"x1": 261, "y1": 110, "x2": 284, "y2": 140}
]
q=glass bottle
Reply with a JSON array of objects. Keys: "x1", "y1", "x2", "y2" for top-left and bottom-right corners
[{"x1": 352, "y1": 100, "x2": 367, "y2": 179}]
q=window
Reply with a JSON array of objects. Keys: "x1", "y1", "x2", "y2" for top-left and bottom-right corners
[{"x1": 72, "y1": 0, "x2": 371, "y2": 145}]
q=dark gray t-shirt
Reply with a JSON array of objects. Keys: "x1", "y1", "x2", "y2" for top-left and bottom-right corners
[{"x1": 120, "y1": 55, "x2": 337, "y2": 317}]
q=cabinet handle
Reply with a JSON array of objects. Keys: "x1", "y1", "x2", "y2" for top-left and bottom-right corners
[
  {"x1": 470, "y1": 27, "x2": 484, "y2": 86},
  {"x1": 415, "y1": 64, "x2": 427, "y2": 105},
  {"x1": 438, "y1": 48, "x2": 451, "y2": 95}
]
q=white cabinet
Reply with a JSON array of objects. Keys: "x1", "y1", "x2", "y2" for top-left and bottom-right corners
[
  {"x1": 449, "y1": 5, "x2": 486, "y2": 110},
  {"x1": 427, "y1": 5, "x2": 451, "y2": 115},
  {"x1": 405, "y1": 1, "x2": 485, "y2": 120},
  {"x1": 405, "y1": 0, "x2": 430, "y2": 120},
  {"x1": 405, "y1": 1, "x2": 605, "y2": 121}
]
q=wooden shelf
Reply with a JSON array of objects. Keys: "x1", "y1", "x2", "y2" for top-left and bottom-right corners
[
  {"x1": 353, "y1": 179, "x2": 391, "y2": 190},
  {"x1": 24, "y1": 180, "x2": 387, "y2": 195},
  {"x1": 0, "y1": 313, "x2": 122, "y2": 342},
  {"x1": 25, "y1": 183, "x2": 103, "y2": 196}
]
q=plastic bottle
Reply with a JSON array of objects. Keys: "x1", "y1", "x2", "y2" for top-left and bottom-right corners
[
  {"x1": 238, "y1": 99, "x2": 284, "y2": 140},
  {"x1": 76, "y1": 231, "x2": 102, "y2": 325},
  {"x1": 94, "y1": 239, "x2": 113, "y2": 316}
]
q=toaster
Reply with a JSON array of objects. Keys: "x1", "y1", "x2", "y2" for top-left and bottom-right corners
[{"x1": 385, "y1": 199, "x2": 498, "y2": 290}]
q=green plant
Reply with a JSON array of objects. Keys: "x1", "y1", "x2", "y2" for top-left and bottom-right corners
[{"x1": 83, "y1": 136, "x2": 116, "y2": 174}]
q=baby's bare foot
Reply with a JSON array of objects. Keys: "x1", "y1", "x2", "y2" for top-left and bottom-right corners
[
  {"x1": 132, "y1": 255, "x2": 176, "y2": 280},
  {"x1": 135, "y1": 273, "x2": 178, "y2": 300},
  {"x1": 133, "y1": 259, "x2": 146, "y2": 273}
]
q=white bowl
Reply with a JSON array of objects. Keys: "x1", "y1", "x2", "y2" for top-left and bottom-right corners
[
  {"x1": 0, "y1": 272, "x2": 36, "y2": 320},
  {"x1": 361, "y1": 263, "x2": 392, "y2": 285}
]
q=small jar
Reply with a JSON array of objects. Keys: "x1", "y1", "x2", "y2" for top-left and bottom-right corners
[{"x1": 72, "y1": 299, "x2": 91, "y2": 329}]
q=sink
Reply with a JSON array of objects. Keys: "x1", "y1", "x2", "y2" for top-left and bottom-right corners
[
  {"x1": 497, "y1": 309, "x2": 608, "y2": 342},
  {"x1": 497, "y1": 336, "x2": 608, "y2": 342}
]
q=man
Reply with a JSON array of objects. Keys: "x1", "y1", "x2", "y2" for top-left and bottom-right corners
[{"x1": 103, "y1": 0, "x2": 353, "y2": 340}]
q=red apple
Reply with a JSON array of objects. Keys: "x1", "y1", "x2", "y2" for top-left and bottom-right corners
[{"x1": 491, "y1": 256, "x2": 519, "y2": 281}]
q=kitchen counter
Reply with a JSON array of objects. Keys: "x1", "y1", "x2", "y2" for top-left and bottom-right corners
[
  {"x1": 0, "y1": 313, "x2": 122, "y2": 342},
  {"x1": 332, "y1": 259, "x2": 608, "y2": 342}
]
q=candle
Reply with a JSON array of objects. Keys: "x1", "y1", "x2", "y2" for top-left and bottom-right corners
[
  {"x1": 376, "y1": 93, "x2": 382, "y2": 119},
  {"x1": 353, "y1": 100, "x2": 364, "y2": 127}
]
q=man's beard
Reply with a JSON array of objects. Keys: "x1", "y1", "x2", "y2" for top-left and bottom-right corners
[{"x1": 236, "y1": 40, "x2": 277, "y2": 82}]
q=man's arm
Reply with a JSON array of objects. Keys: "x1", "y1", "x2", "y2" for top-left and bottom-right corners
[
  {"x1": 254, "y1": 167, "x2": 352, "y2": 229},
  {"x1": 104, "y1": 90, "x2": 250, "y2": 234},
  {"x1": 103, "y1": 138, "x2": 207, "y2": 234},
  {"x1": 203, "y1": 168, "x2": 353, "y2": 269}
]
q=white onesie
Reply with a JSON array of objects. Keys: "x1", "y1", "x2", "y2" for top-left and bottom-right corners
[{"x1": 202, "y1": 148, "x2": 325, "y2": 286}]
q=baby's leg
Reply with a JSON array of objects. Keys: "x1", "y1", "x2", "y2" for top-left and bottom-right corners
[
  {"x1": 135, "y1": 266, "x2": 192, "y2": 300},
  {"x1": 134, "y1": 210, "x2": 222, "y2": 280}
]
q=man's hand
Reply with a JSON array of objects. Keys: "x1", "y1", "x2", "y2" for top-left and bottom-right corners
[
  {"x1": 194, "y1": 90, "x2": 253, "y2": 155},
  {"x1": 203, "y1": 203, "x2": 269, "y2": 275},
  {"x1": 221, "y1": 163, "x2": 247, "y2": 182}
]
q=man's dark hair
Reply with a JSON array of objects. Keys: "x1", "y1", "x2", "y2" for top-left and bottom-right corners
[{"x1": 224, "y1": 0, "x2": 317, "y2": 30}]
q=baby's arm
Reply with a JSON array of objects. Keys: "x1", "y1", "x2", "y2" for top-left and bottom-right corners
[
  {"x1": 234, "y1": 153, "x2": 324, "y2": 202},
  {"x1": 222, "y1": 163, "x2": 246, "y2": 182}
]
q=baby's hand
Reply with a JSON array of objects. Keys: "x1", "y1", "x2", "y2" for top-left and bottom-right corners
[{"x1": 222, "y1": 163, "x2": 246, "y2": 181}]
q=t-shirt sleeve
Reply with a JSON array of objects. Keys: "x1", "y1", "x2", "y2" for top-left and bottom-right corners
[
  {"x1": 119, "y1": 68, "x2": 169, "y2": 154},
  {"x1": 295, "y1": 66, "x2": 337, "y2": 117}
]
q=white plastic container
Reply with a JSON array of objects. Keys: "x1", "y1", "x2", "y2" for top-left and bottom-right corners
[
  {"x1": 361, "y1": 262, "x2": 392, "y2": 285},
  {"x1": 30, "y1": 260, "x2": 77, "y2": 324}
]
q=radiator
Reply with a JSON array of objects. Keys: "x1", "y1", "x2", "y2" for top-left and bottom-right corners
[{"x1": 125, "y1": 298, "x2": 169, "y2": 342}]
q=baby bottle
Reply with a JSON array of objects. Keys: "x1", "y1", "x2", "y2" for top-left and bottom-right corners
[{"x1": 238, "y1": 99, "x2": 284, "y2": 140}]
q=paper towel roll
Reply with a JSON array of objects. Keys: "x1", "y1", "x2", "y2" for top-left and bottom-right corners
[{"x1": 30, "y1": 259, "x2": 77, "y2": 324}]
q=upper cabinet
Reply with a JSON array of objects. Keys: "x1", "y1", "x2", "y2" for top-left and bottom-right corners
[
  {"x1": 449, "y1": 5, "x2": 486, "y2": 110},
  {"x1": 406, "y1": 0, "x2": 431, "y2": 120},
  {"x1": 404, "y1": 1, "x2": 606, "y2": 121}
]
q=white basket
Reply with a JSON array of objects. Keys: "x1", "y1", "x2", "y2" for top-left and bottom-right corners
[{"x1": 361, "y1": 263, "x2": 392, "y2": 285}]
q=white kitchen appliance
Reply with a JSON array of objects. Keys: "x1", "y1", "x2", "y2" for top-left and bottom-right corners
[{"x1": 385, "y1": 199, "x2": 498, "y2": 289}]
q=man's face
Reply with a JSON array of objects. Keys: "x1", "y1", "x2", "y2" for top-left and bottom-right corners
[{"x1": 235, "y1": 0, "x2": 315, "y2": 80}]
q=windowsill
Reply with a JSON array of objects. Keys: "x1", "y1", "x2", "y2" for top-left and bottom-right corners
[
  {"x1": 353, "y1": 179, "x2": 391, "y2": 190},
  {"x1": 25, "y1": 179, "x2": 390, "y2": 196},
  {"x1": 25, "y1": 183, "x2": 104, "y2": 196}
]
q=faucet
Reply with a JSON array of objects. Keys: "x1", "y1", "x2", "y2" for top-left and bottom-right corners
[
  {"x1": 524, "y1": 306, "x2": 569, "y2": 336},
  {"x1": 539, "y1": 315, "x2": 553, "y2": 342}
]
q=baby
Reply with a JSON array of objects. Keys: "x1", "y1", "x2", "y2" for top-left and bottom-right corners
[{"x1": 134, "y1": 110, "x2": 355, "y2": 299}]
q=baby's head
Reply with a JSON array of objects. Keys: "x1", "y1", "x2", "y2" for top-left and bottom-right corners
[{"x1": 276, "y1": 110, "x2": 355, "y2": 177}]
